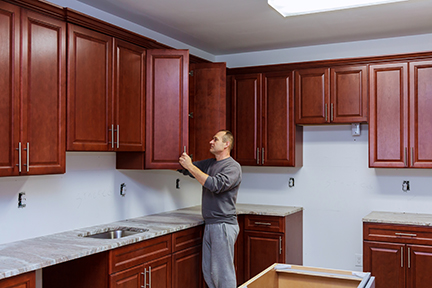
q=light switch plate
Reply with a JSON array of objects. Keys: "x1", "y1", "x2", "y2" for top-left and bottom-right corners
[{"x1": 351, "y1": 123, "x2": 361, "y2": 136}]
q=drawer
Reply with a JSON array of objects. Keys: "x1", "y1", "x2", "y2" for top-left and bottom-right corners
[
  {"x1": 172, "y1": 225, "x2": 203, "y2": 253},
  {"x1": 244, "y1": 215, "x2": 285, "y2": 233},
  {"x1": 363, "y1": 222, "x2": 432, "y2": 245},
  {"x1": 109, "y1": 234, "x2": 172, "y2": 274}
]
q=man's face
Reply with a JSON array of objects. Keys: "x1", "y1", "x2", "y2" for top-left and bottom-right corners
[{"x1": 209, "y1": 131, "x2": 227, "y2": 155}]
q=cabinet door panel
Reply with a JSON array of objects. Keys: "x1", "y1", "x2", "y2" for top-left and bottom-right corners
[
  {"x1": 146, "y1": 255, "x2": 172, "y2": 288},
  {"x1": 146, "y1": 49, "x2": 188, "y2": 169},
  {"x1": 369, "y1": 63, "x2": 408, "y2": 168},
  {"x1": 172, "y1": 245, "x2": 202, "y2": 288},
  {"x1": 232, "y1": 74, "x2": 261, "y2": 166},
  {"x1": 407, "y1": 245, "x2": 432, "y2": 288},
  {"x1": 0, "y1": 2, "x2": 19, "y2": 176},
  {"x1": 0, "y1": 271, "x2": 35, "y2": 288},
  {"x1": 67, "y1": 24, "x2": 113, "y2": 151},
  {"x1": 409, "y1": 61, "x2": 432, "y2": 168},
  {"x1": 262, "y1": 72, "x2": 296, "y2": 166},
  {"x1": 330, "y1": 65, "x2": 368, "y2": 123},
  {"x1": 363, "y1": 241, "x2": 405, "y2": 288},
  {"x1": 110, "y1": 264, "x2": 143, "y2": 288},
  {"x1": 244, "y1": 231, "x2": 283, "y2": 281},
  {"x1": 189, "y1": 63, "x2": 226, "y2": 162},
  {"x1": 21, "y1": 9, "x2": 66, "y2": 174},
  {"x1": 295, "y1": 68, "x2": 329, "y2": 124},
  {"x1": 114, "y1": 39, "x2": 145, "y2": 151}
]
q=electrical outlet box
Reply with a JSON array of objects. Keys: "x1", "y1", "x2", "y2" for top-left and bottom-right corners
[{"x1": 355, "y1": 253, "x2": 362, "y2": 267}]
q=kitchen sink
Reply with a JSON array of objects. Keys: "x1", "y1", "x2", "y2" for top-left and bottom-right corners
[{"x1": 79, "y1": 227, "x2": 148, "y2": 239}]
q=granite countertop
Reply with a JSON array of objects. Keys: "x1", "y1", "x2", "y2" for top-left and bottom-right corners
[
  {"x1": 0, "y1": 204, "x2": 302, "y2": 280},
  {"x1": 363, "y1": 211, "x2": 432, "y2": 226}
]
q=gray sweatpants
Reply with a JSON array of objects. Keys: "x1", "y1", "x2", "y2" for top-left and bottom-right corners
[{"x1": 202, "y1": 223, "x2": 239, "y2": 288}]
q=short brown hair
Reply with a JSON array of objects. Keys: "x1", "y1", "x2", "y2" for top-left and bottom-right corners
[{"x1": 220, "y1": 130, "x2": 234, "y2": 152}]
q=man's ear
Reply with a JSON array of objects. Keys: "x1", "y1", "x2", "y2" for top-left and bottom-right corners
[{"x1": 224, "y1": 141, "x2": 230, "y2": 149}]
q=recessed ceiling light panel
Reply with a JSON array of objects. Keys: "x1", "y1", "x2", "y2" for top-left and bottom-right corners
[{"x1": 268, "y1": 0, "x2": 409, "y2": 16}]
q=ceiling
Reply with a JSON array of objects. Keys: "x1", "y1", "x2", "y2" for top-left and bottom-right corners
[{"x1": 77, "y1": 0, "x2": 432, "y2": 55}]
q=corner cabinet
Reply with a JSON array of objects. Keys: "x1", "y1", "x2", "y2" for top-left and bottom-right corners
[
  {"x1": 0, "y1": 2, "x2": 66, "y2": 177},
  {"x1": 67, "y1": 24, "x2": 146, "y2": 152},
  {"x1": 369, "y1": 60, "x2": 432, "y2": 168},
  {"x1": 295, "y1": 65, "x2": 367, "y2": 125},
  {"x1": 231, "y1": 72, "x2": 302, "y2": 167},
  {"x1": 363, "y1": 221, "x2": 432, "y2": 288}
]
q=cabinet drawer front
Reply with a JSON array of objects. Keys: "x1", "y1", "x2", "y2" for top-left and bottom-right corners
[
  {"x1": 364, "y1": 223, "x2": 432, "y2": 245},
  {"x1": 109, "y1": 234, "x2": 172, "y2": 274},
  {"x1": 244, "y1": 215, "x2": 284, "y2": 233},
  {"x1": 172, "y1": 226, "x2": 203, "y2": 253}
]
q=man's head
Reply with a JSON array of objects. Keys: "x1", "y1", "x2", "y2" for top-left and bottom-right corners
[{"x1": 209, "y1": 130, "x2": 234, "y2": 157}]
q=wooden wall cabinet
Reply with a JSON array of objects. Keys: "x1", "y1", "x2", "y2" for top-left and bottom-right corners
[
  {"x1": 231, "y1": 72, "x2": 302, "y2": 167},
  {"x1": 369, "y1": 60, "x2": 432, "y2": 168},
  {"x1": 364, "y1": 222, "x2": 432, "y2": 288},
  {"x1": 295, "y1": 65, "x2": 367, "y2": 125},
  {"x1": 0, "y1": 271, "x2": 35, "y2": 288},
  {"x1": 0, "y1": 2, "x2": 66, "y2": 177},
  {"x1": 67, "y1": 24, "x2": 145, "y2": 152}
]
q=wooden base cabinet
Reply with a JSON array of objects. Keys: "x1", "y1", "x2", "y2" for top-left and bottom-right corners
[
  {"x1": 364, "y1": 222, "x2": 432, "y2": 288},
  {"x1": 0, "y1": 272, "x2": 35, "y2": 288}
]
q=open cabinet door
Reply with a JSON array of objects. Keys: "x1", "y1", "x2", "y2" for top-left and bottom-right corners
[
  {"x1": 189, "y1": 62, "x2": 227, "y2": 162},
  {"x1": 145, "y1": 49, "x2": 189, "y2": 169}
]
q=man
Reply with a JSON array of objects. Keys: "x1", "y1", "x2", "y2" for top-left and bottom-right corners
[{"x1": 178, "y1": 130, "x2": 242, "y2": 288}]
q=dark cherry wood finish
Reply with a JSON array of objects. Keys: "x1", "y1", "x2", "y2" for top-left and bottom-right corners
[
  {"x1": 0, "y1": 271, "x2": 35, "y2": 288},
  {"x1": 114, "y1": 39, "x2": 146, "y2": 151},
  {"x1": 409, "y1": 60, "x2": 432, "y2": 168},
  {"x1": 67, "y1": 23, "x2": 113, "y2": 151},
  {"x1": 364, "y1": 222, "x2": 432, "y2": 288},
  {"x1": 145, "y1": 49, "x2": 189, "y2": 169},
  {"x1": 189, "y1": 62, "x2": 227, "y2": 162},
  {"x1": 231, "y1": 72, "x2": 302, "y2": 167},
  {"x1": 0, "y1": 2, "x2": 66, "y2": 176},
  {"x1": 369, "y1": 63, "x2": 409, "y2": 168}
]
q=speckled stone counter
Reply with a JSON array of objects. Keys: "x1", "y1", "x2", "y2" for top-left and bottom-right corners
[
  {"x1": 0, "y1": 204, "x2": 302, "y2": 280},
  {"x1": 363, "y1": 211, "x2": 432, "y2": 226}
]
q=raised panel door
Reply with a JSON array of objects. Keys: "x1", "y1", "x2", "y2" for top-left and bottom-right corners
[
  {"x1": 0, "y1": 1, "x2": 19, "y2": 176},
  {"x1": 114, "y1": 39, "x2": 145, "y2": 151},
  {"x1": 231, "y1": 74, "x2": 261, "y2": 166},
  {"x1": 0, "y1": 271, "x2": 35, "y2": 288},
  {"x1": 295, "y1": 67, "x2": 330, "y2": 124},
  {"x1": 110, "y1": 264, "x2": 144, "y2": 288},
  {"x1": 330, "y1": 65, "x2": 368, "y2": 123},
  {"x1": 67, "y1": 23, "x2": 113, "y2": 151},
  {"x1": 172, "y1": 245, "x2": 202, "y2": 288},
  {"x1": 409, "y1": 60, "x2": 432, "y2": 168},
  {"x1": 262, "y1": 71, "x2": 298, "y2": 166},
  {"x1": 189, "y1": 62, "x2": 226, "y2": 162},
  {"x1": 145, "y1": 49, "x2": 188, "y2": 169},
  {"x1": 363, "y1": 241, "x2": 405, "y2": 288},
  {"x1": 145, "y1": 255, "x2": 172, "y2": 288},
  {"x1": 407, "y1": 244, "x2": 432, "y2": 288},
  {"x1": 244, "y1": 231, "x2": 283, "y2": 281},
  {"x1": 20, "y1": 9, "x2": 66, "y2": 175},
  {"x1": 369, "y1": 63, "x2": 408, "y2": 168}
]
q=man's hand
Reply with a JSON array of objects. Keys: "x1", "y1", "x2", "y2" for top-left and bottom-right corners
[{"x1": 179, "y1": 152, "x2": 192, "y2": 170}]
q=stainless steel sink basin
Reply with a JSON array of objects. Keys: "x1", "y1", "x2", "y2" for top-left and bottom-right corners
[{"x1": 79, "y1": 227, "x2": 148, "y2": 239}]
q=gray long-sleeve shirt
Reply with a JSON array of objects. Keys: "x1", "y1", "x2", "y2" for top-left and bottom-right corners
[{"x1": 182, "y1": 157, "x2": 242, "y2": 225}]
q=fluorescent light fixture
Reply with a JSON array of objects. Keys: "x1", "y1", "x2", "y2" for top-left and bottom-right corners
[{"x1": 268, "y1": 0, "x2": 409, "y2": 16}]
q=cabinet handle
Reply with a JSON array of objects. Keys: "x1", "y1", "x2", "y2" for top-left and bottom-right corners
[
  {"x1": 23, "y1": 142, "x2": 29, "y2": 172},
  {"x1": 148, "y1": 266, "x2": 152, "y2": 288},
  {"x1": 325, "y1": 104, "x2": 328, "y2": 122},
  {"x1": 395, "y1": 232, "x2": 417, "y2": 237},
  {"x1": 254, "y1": 222, "x2": 271, "y2": 226},
  {"x1": 262, "y1": 148, "x2": 264, "y2": 165},
  {"x1": 404, "y1": 147, "x2": 408, "y2": 167},
  {"x1": 141, "y1": 270, "x2": 146, "y2": 288},
  {"x1": 16, "y1": 142, "x2": 22, "y2": 172},
  {"x1": 279, "y1": 236, "x2": 282, "y2": 255},
  {"x1": 408, "y1": 247, "x2": 411, "y2": 269},
  {"x1": 257, "y1": 148, "x2": 259, "y2": 165},
  {"x1": 330, "y1": 103, "x2": 334, "y2": 122},
  {"x1": 109, "y1": 125, "x2": 114, "y2": 149},
  {"x1": 411, "y1": 147, "x2": 414, "y2": 167},
  {"x1": 116, "y1": 125, "x2": 119, "y2": 149},
  {"x1": 401, "y1": 247, "x2": 404, "y2": 268}
]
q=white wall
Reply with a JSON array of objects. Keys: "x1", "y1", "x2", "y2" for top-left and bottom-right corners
[{"x1": 2, "y1": 0, "x2": 432, "y2": 275}]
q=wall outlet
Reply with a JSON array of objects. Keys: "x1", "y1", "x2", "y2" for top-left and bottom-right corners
[
  {"x1": 18, "y1": 192, "x2": 26, "y2": 208},
  {"x1": 355, "y1": 253, "x2": 363, "y2": 267}
]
